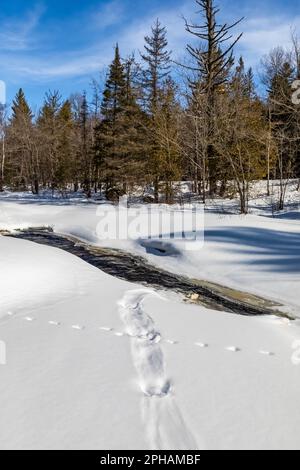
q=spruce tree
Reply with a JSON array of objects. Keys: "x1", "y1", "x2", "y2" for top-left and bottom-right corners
[
  {"x1": 94, "y1": 45, "x2": 143, "y2": 196},
  {"x1": 268, "y1": 61, "x2": 296, "y2": 208},
  {"x1": 37, "y1": 91, "x2": 61, "y2": 190},
  {"x1": 141, "y1": 19, "x2": 171, "y2": 113},
  {"x1": 8, "y1": 89, "x2": 38, "y2": 193},
  {"x1": 11, "y1": 88, "x2": 33, "y2": 125},
  {"x1": 141, "y1": 20, "x2": 171, "y2": 202},
  {"x1": 154, "y1": 78, "x2": 182, "y2": 203},
  {"x1": 79, "y1": 92, "x2": 93, "y2": 197},
  {"x1": 56, "y1": 100, "x2": 74, "y2": 190}
]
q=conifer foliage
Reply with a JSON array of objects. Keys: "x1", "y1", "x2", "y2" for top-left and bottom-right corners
[{"x1": 1, "y1": 0, "x2": 300, "y2": 213}]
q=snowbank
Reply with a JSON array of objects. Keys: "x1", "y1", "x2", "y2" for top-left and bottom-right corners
[
  {"x1": 0, "y1": 186, "x2": 299, "y2": 316},
  {"x1": 0, "y1": 236, "x2": 300, "y2": 449}
]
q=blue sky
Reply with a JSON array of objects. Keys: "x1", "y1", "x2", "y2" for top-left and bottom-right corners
[{"x1": 0, "y1": 0, "x2": 299, "y2": 109}]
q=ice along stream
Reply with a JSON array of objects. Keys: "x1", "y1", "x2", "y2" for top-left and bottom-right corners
[{"x1": 4, "y1": 228, "x2": 292, "y2": 319}]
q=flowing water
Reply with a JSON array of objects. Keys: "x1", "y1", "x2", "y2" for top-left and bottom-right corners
[{"x1": 4, "y1": 228, "x2": 291, "y2": 318}]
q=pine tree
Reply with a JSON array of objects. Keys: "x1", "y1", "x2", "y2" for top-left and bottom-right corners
[
  {"x1": 94, "y1": 45, "x2": 143, "y2": 197},
  {"x1": 153, "y1": 78, "x2": 182, "y2": 203},
  {"x1": 8, "y1": 89, "x2": 39, "y2": 193},
  {"x1": 0, "y1": 104, "x2": 7, "y2": 192},
  {"x1": 37, "y1": 91, "x2": 62, "y2": 189},
  {"x1": 268, "y1": 60, "x2": 296, "y2": 208},
  {"x1": 79, "y1": 92, "x2": 93, "y2": 197},
  {"x1": 56, "y1": 100, "x2": 74, "y2": 190},
  {"x1": 141, "y1": 20, "x2": 171, "y2": 202},
  {"x1": 11, "y1": 88, "x2": 33, "y2": 124},
  {"x1": 94, "y1": 45, "x2": 126, "y2": 195},
  {"x1": 141, "y1": 19, "x2": 171, "y2": 113},
  {"x1": 269, "y1": 61, "x2": 294, "y2": 128},
  {"x1": 121, "y1": 56, "x2": 147, "y2": 189}
]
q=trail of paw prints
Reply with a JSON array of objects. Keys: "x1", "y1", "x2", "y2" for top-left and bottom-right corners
[
  {"x1": 98, "y1": 326, "x2": 125, "y2": 338},
  {"x1": 12, "y1": 313, "x2": 277, "y2": 358}
]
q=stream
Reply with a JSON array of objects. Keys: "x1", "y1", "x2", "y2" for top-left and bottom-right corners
[{"x1": 4, "y1": 228, "x2": 291, "y2": 318}]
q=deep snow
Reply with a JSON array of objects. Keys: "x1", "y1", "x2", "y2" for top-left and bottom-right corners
[
  {"x1": 0, "y1": 181, "x2": 300, "y2": 316},
  {"x1": 0, "y1": 183, "x2": 300, "y2": 450}
]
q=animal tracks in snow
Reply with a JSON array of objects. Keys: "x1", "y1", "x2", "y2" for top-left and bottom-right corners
[
  {"x1": 195, "y1": 342, "x2": 209, "y2": 348},
  {"x1": 114, "y1": 331, "x2": 125, "y2": 337},
  {"x1": 12, "y1": 307, "x2": 277, "y2": 360},
  {"x1": 165, "y1": 339, "x2": 178, "y2": 345},
  {"x1": 71, "y1": 324, "x2": 85, "y2": 331},
  {"x1": 118, "y1": 288, "x2": 198, "y2": 450},
  {"x1": 48, "y1": 321, "x2": 61, "y2": 326},
  {"x1": 23, "y1": 316, "x2": 36, "y2": 322},
  {"x1": 225, "y1": 346, "x2": 241, "y2": 353},
  {"x1": 259, "y1": 350, "x2": 275, "y2": 357},
  {"x1": 118, "y1": 289, "x2": 171, "y2": 398}
]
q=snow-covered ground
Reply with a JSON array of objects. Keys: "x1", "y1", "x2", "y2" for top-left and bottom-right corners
[
  {"x1": 0, "y1": 181, "x2": 300, "y2": 316},
  {"x1": 0, "y1": 182, "x2": 300, "y2": 450}
]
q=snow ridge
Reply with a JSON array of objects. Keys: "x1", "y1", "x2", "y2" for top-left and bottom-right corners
[{"x1": 118, "y1": 289, "x2": 198, "y2": 450}]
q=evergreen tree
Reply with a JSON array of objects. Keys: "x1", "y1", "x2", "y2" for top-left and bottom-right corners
[
  {"x1": 0, "y1": 104, "x2": 6, "y2": 192},
  {"x1": 8, "y1": 89, "x2": 39, "y2": 193},
  {"x1": 268, "y1": 60, "x2": 296, "y2": 208},
  {"x1": 94, "y1": 45, "x2": 143, "y2": 196},
  {"x1": 11, "y1": 88, "x2": 33, "y2": 125},
  {"x1": 141, "y1": 20, "x2": 171, "y2": 202},
  {"x1": 79, "y1": 92, "x2": 93, "y2": 197},
  {"x1": 153, "y1": 78, "x2": 182, "y2": 203},
  {"x1": 56, "y1": 100, "x2": 74, "y2": 189},
  {"x1": 37, "y1": 91, "x2": 62, "y2": 189},
  {"x1": 141, "y1": 19, "x2": 171, "y2": 113},
  {"x1": 94, "y1": 45, "x2": 127, "y2": 195},
  {"x1": 269, "y1": 61, "x2": 294, "y2": 128}
]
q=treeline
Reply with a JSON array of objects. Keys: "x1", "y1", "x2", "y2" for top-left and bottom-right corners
[{"x1": 1, "y1": 0, "x2": 300, "y2": 213}]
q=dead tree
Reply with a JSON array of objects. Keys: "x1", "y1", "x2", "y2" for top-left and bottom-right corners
[{"x1": 182, "y1": 0, "x2": 243, "y2": 196}]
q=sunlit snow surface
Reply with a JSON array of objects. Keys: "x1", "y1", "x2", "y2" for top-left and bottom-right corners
[{"x1": 0, "y1": 182, "x2": 300, "y2": 449}]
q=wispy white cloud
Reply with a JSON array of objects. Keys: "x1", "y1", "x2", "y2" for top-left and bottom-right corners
[
  {"x1": 91, "y1": 0, "x2": 126, "y2": 29},
  {"x1": 1, "y1": 1, "x2": 190, "y2": 81},
  {"x1": 237, "y1": 15, "x2": 300, "y2": 71},
  {"x1": 0, "y1": 3, "x2": 45, "y2": 51},
  {"x1": 12, "y1": 53, "x2": 109, "y2": 80},
  {"x1": 0, "y1": 1, "x2": 299, "y2": 85}
]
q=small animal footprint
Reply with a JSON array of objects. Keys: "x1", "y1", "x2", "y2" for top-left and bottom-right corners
[
  {"x1": 225, "y1": 346, "x2": 241, "y2": 353},
  {"x1": 259, "y1": 350, "x2": 275, "y2": 356},
  {"x1": 114, "y1": 331, "x2": 125, "y2": 337},
  {"x1": 72, "y1": 325, "x2": 85, "y2": 331},
  {"x1": 23, "y1": 316, "x2": 35, "y2": 322},
  {"x1": 48, "y1": 321, "x2": 61, "y2": 326},
  {"x1": 148, "y1": 332, "x2": 162, "y2": 343},
  {"x1": 195, "y1": 342, "x2": 209, "y2": 348},
  {"x1": 166, "y1": 339, "x2": 178, "y2": 345}
]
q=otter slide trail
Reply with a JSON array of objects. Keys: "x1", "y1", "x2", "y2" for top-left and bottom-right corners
[{"x1": 118, "y1": 289, "x2": 198, "y2": 450}]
